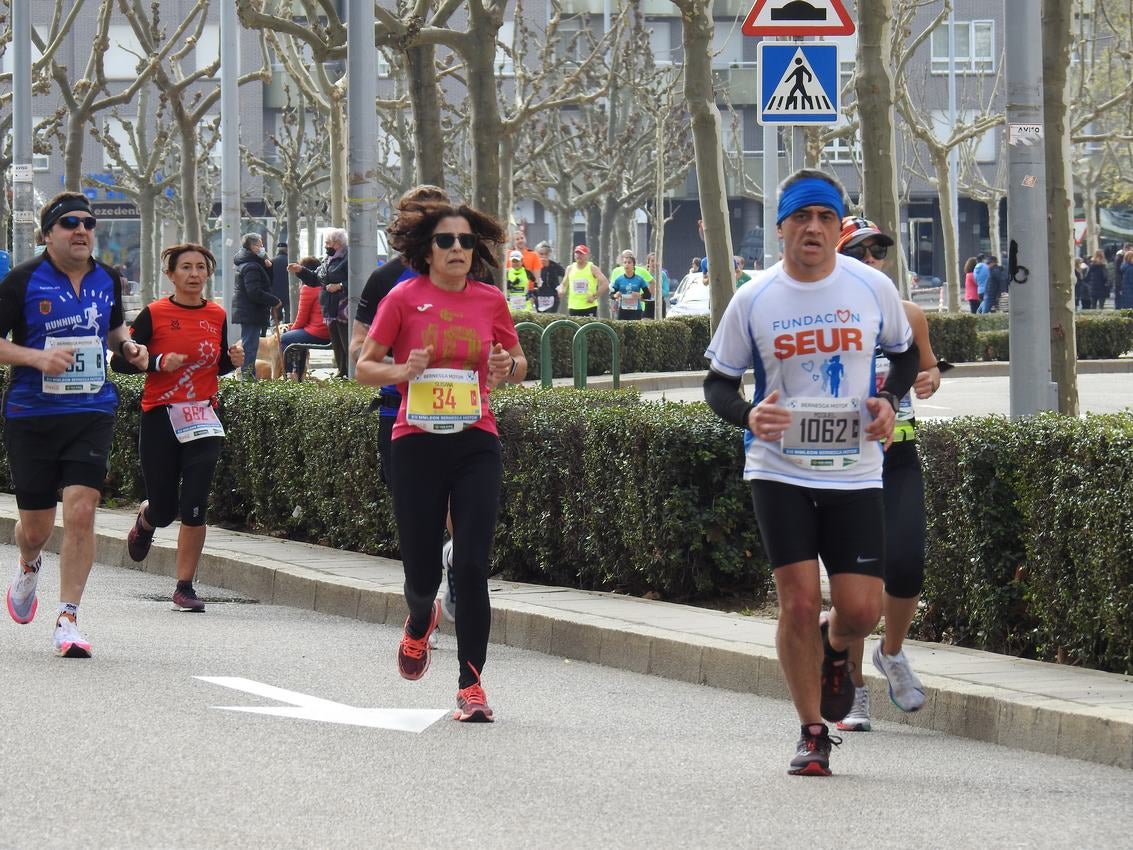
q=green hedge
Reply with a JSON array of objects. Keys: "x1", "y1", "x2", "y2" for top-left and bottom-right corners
[
  {"x1": 928, "y1": 313, "x2": 1133, "y2": 362},
  {"x1": 510, "y1": 311, "x2": 705, "y2": 380},
  {"x1": 4, "y1": 377, "x2": 1131, "y2": 673}
]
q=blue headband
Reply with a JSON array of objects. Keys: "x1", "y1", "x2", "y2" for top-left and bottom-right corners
[{"x1": 776, "y1": 178, "x2": 845, "y2": 224}]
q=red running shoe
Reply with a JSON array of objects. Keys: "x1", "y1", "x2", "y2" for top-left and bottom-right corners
[
  {"x1": 453, "y1": 663, "x2": 494, "y2": 723},
  {"x1": 397, "y1": 599, "x2": 441, "y2": 681}
]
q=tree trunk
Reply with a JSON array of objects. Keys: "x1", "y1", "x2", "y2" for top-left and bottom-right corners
[
  {"x1": 499, "y1": 133, "x2": 516, "y2": 229},
  {"x1": 63, "y1": 116, "x2": 86, "y2": 190},
  {"x1": 407, "y1": 43, "x2": 444, "y2": 187},
  {"x1": 932, "y1": 150, "x2": 962, "y2": 312},
  {"x1": 679, "y1": 0, "x2": 734, "y2": 330},
  {"x1": 287, "y1": 192, "x2": 301, "y2": 315},
  {"x1": 176, "y1": 108, "x2": 202, "y2": 244},
  {"x1": 328, "y1": 97, "x2": 347, "y2": 224},
  {"x1": 466, "y1": 41, "x2": 502, "y2": 219},
  {"x1": 857, "y1": 0, "x2": 904, "y2": 293},
  {"x1": 1083, "y1": 179, "x2": 1099, "y2": 257},
  {"x1": 137, "y1": 190, "x2": 156, "y2": 301},
  {"x1": 1043, "y1": 0, "x2": 1078, "y2": 414}
]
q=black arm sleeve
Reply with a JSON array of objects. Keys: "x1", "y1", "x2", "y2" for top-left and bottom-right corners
[
  {"x1": 879, "y1": 341, "x2": 919, "y2": 401},
  {"x1": 703, "y1": 368, "x2": 754, "y2": 430},
  {"x1": 110, "y1": 307, "x2": 152, "y2": 374},
  {"x1": 217, "y1": 318, "x2": 236, "y2": 375},
  {"x1": 356, "y1": 259, "x2": 404, "y2": 325}
]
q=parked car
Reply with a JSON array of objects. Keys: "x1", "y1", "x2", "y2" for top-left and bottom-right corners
[{"x1": 668, "y1": 272, "x2": 710, "y2": 317}]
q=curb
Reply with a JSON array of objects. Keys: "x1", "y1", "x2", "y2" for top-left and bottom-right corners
[{"x1": 1, "y1": 511, "x2": 1130, "y2": 770}]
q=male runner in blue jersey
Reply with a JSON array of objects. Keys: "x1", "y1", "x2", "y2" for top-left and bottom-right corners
[{"x1": 0, "y1": 192, "x2": 148, "y2": 657}]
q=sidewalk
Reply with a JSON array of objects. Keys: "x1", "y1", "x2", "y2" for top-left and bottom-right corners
[{"x1": 2, "y1": 493, "x2": 1129, "y2": 770}]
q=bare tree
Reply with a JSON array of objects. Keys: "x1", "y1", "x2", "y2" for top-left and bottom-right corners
[
  {"x1": 672, "y1": 0, "x2": 733, "y2": 328},
  {"x1": 1044, "y1": 0, "x2": 1078, "y2": 415},
  {"x1": 895, "y1": 1, "x2": 1004, "y2": 311},
  {"x1": 88, "y1": 86, "x2": 178, "y2": 298}
]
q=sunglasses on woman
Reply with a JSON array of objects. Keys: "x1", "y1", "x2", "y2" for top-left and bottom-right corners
[
  {"x1": 432, "y1": 233, "x2": 478, "y2": 250},
  {"x1": 843, "y1": 242, "x2": 887, "y2": 261},
  {"x1": 57, "y1": 215, "x2": 98, "y2": 231}
]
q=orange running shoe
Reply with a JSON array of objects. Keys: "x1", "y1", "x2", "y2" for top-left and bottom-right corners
[
  {"x1": 397, "y1": 599, "x2": 441, "y2": 680},
  {"x1": 453, "y1": 663, "x2": 494, "y2": 723}
]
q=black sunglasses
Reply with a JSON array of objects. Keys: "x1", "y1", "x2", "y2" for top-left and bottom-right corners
[
  {"x1": 57, "y1": 215, "x2": 97, "y2": 232},
  {"x1": 843, "y1": 242, "x2": 888, "y2": 261},
  {"x1": 432, "y1": 233, "x2": 477, "y2": 250}
]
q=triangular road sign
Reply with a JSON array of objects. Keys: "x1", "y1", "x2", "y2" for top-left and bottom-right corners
[{"x1": 742, "y1": 0, "x2": 856, "y2": 37}]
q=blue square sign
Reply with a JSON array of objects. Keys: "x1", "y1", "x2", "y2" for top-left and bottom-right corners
[{"x1": 757, "y1": 42, "x2": 840, "y2": 125}]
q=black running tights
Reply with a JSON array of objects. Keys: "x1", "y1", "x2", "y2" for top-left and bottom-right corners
[
  {"x1": 139, "y1": 407, "x2": 223, "y2": 528},
  {"x1": 389, "y1": 428, "x2": 502, "y2": 688}
]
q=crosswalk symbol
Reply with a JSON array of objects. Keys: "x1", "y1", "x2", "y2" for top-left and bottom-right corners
[{"x1": 757, "y1": 43, "x2": 839, "y2": 125}]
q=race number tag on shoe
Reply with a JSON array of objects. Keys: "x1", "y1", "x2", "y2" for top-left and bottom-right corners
[
  {"x1": 407, "y1": 368, "x2": 481, "y2": 433},
  {"x1": 780, "y1": 397, "x2": 862, "y2": 470},
  {"x1": 42, "y1": 335, "x2": 105, "y2": 394},
  {"x1": 168, "y1": 402, "x2": 225, "y2": 443}
]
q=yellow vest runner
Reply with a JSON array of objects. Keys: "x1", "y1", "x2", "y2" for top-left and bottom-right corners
[
  {"x1": 506, "y1": 267, "x2": 533, "y2": 312},
  {"x1": 565, "y1": 262, "x2": 599, "y2": 311}
]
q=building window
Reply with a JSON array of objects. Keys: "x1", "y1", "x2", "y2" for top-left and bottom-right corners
[
  {"x1": 931, "y1": 20, "x2": 995, "y2": 74},
  {"x1": 105, "y1": 25, "x2": 146, "y2": 80}
]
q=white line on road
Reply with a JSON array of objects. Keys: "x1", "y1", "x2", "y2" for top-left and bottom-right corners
[{"x1": 196, "y1": 676, "x2": 450, "y2": 732}]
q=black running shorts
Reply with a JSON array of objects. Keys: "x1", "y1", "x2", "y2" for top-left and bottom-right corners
[
  {"x1": 750, "y1": 479, "x2": 885, "y2": 577},
  {"x1": 3, "y1": 412, "x2": 115, "y2": 509}
]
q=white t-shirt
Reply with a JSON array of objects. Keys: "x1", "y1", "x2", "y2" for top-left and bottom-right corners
[{"x1": 706, "y1": 255, "x2": 912, "y2": 489}]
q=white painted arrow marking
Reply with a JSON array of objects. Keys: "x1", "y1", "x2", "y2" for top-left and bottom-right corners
[{"x1": 196, "y1": 676, "x2": 449, "y2": 733}]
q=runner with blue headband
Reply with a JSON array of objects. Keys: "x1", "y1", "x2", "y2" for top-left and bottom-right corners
[{"x1": 702, "y1": 169, "x2": 921, "y2": 776}]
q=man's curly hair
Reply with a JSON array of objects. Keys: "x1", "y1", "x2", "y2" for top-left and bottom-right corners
[{"x1": 387, "y1": 201, "x2": 505, "y2": 281}]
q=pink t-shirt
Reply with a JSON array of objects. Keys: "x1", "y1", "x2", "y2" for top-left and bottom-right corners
[{"x1": 369, "y1": 274, "x2": 520, "y2": 440}]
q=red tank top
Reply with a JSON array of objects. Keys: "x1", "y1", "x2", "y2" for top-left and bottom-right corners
[{"x1": 138, "y1": 298, "x2": 229, "y2": 411}]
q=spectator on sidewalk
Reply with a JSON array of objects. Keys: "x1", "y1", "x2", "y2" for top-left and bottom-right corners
[
  {"x1": 1086, "y1": 249, "x2": 1110, "y2": 310},
  {"x1": 271, "y1": 240, "x2": 291, "y2": 322},
  {"x1": 280, "y1": 256, "x2": 330, "y2": 381},
  {"x1": 289, "y1": 229, "x2": 348, "y2": 377},
  {"x1": 232, "y1": 233, "x2": 281, "y2": 381}
]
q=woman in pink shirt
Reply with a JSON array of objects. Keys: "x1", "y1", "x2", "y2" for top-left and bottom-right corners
[
  {"x1": 963, "y1": 256, "x2": 979, "y2": 313},
  {"x1": 356, "y1": 200, "x2": 527, "y2": 723}
]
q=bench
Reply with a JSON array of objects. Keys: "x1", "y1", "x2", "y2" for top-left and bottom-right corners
[{"x1": 281, "y1": 340, "x2": 335, "y2": 381}]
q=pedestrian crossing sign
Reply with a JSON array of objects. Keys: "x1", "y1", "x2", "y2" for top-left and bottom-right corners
[{"x1": 757, "y1": 43, "x2": 840, "y2": 125}]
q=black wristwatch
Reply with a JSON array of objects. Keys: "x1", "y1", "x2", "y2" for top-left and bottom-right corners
[{"x1": 875, "y1": 390, "x2": 900, "y2": 413}]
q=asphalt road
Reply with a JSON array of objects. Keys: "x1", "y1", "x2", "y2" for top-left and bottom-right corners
[
  {"x1": 642, "y1": 372, "x2": 1133, "y2": 417},
  {"x1": 2, "y1": 546, "x2": 1131, "y2": 849}
]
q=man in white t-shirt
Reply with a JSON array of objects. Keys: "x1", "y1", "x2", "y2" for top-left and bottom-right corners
[{"x1": 703, "y1": 169, "x2": 920, "y2": 777}]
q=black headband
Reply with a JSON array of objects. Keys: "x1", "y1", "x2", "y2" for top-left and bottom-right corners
[{"x1": 41, "y1": 197, "x2": 94, "y2": 234}]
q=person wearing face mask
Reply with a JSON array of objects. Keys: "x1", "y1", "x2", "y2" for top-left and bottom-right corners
[
  {"x1": 232, "y1": 233, "x2": 281, "y2": 381},
  {"x1": 833, "y1": 216, "x2": 949, "y2": 735},
  {"x1": 289, "y1": 229, "x2": 349, "y2": 377}
]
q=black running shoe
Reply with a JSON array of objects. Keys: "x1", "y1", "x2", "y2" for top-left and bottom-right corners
[
  {"x1": 820, "y1": 617, "x2": 856, "y2": 723},
  {"x1": 788, "y1": 723, "x2": 841, "y2": 776}
]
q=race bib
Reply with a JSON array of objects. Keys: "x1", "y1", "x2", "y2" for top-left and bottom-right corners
[
  {"x1": 168, "y1": 402, "x2": 225, "y2": 443},
  {"x1": 780, "y1": 397, "x2": 862, "y2": 470},
  {"x1": 406, "y1": 368, "x2": 481, "y2": 434},
  {"x1": 42, "y1": 335, "x2": 105, "y2": 395},
  {"x1": 508, "y1": 294, "x2": 528, "y2": 310},
  {"x1": 536, "y1": 296, "x2": 555, "y2": 312},
  {"x1": 572, "y1": 277, "x2": 590, "y2": 294},
  {"x1": 621, "y1": 291, "x2": 641, "y2": 310}
]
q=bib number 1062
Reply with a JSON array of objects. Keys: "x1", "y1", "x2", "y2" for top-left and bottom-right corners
[{"x1": 797, "y1": 416, "x2": 859, "y2": 445}]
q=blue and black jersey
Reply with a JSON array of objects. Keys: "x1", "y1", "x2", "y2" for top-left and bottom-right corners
[{"x1": 0, "y1": 254, "x2": 125, "y2": 418}]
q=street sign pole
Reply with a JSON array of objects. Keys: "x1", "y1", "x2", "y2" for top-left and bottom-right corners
[
  {"x1": 219, "y1": 0, "x2": 240, "y2": 314},
  {"x1": 1004, "y1": 0, "x2": 1056, "y2": 417},
  {"x1": 763, "y1": 122, "x2": 778, "y2": 269},
  {"x1": 11, "y1": 0, "x2": 35, "y2": 263}
]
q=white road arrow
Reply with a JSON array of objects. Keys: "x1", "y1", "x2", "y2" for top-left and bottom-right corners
[{"x1": 196, "y1": 676, "x2": 449, "y2": 733}]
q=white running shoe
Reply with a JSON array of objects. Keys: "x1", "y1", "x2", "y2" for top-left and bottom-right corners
[
  {"x1": 872, "y1": 643, "x2": 925, "y2": 712},
  {"x1": 439, "y1": 539, "x2": 456, "y2": 623},
  {"x1": 53, "y1": 617, "x2": 92, "y2": 659},
  {"x1": 836, "y1": 687, "x2": 871, "y2": 732},
  {"x1": 6, "y1": 556, "x2": 41, "y2": 624}
]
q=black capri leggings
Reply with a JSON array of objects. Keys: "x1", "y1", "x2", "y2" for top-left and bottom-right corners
[
  {"x1": 881, "y1": 440, "x2": 925, "y2": 599},
  {"x1": 139, "y1": 407, "x2": 224, "y2": 528},
  {"x1": 389, "y1": 428, "x2": 503, "y2": 689}
]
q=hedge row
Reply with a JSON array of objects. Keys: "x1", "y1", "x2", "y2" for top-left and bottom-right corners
[
  {"x1": 511, "y1": 312, "x2": 710, "y2": 379},
  {"x1": 927, "y1": 313, "x2": 1133, "y2": 362},
  {"x1": 2, "y1": 378, "x2": 1129, "y2": 673}
]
